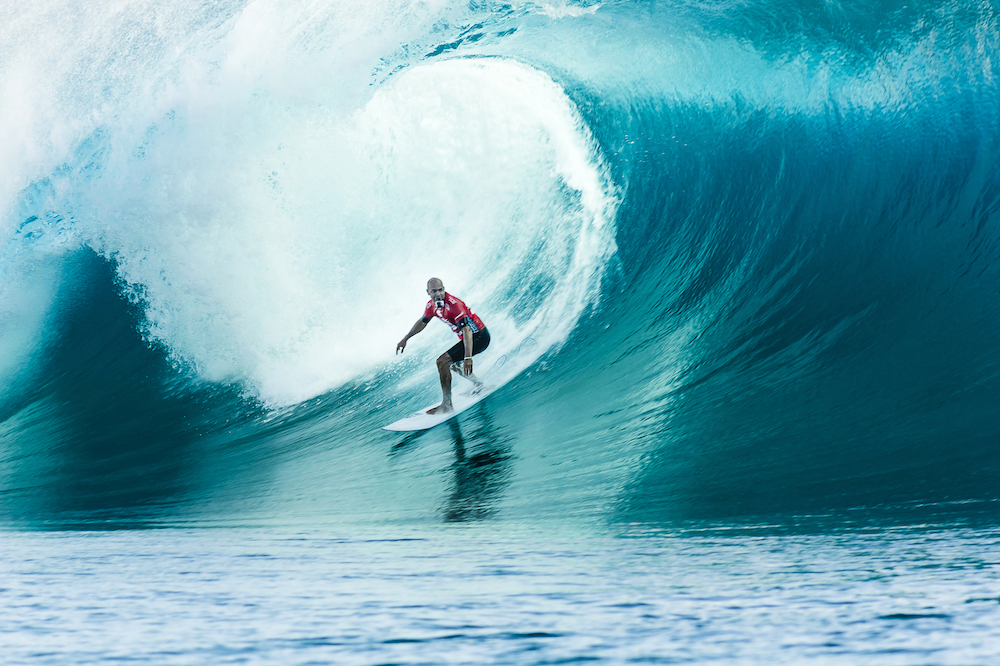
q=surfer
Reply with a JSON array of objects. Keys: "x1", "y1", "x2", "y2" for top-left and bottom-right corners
[{"x1": 396, "y1": 278, "x2": 491, "y2": 414}]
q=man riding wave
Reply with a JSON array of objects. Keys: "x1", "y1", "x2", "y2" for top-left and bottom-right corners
[{"x1": 396, "y1": 278, "x2": 491, "y2": 414}]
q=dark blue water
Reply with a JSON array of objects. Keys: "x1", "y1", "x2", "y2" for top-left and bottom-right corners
[{"x1": 2, "y1": 0, "x2": 1000, "y2": 662}]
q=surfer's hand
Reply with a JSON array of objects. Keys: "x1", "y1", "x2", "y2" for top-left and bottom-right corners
[
  {"x1": 463, "y1": 358, "x2": 473, "y2": 375},
  {"x1": 396, "y1": 339, "x2": 406, "y2": 354}
]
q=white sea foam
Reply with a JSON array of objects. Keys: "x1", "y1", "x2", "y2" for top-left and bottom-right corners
[
  {"x1": 0, "y1": 1, "x2": 617, "y2": 407},
  {"x1": 102, "y1": 56, "x2": 617, "y2": 406}
]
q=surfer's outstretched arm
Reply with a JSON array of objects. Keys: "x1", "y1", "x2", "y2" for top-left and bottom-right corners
[{"x1": 396, "y1": 318, "x2": 427, "y2": 354}]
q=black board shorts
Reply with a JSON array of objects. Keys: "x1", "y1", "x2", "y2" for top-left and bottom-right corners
[{"x1": 446, "y1": 329, "x2": 490, "y2": 364}]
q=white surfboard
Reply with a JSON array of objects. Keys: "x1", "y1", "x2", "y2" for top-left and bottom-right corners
[
  {"x1": 382, "y1": 383, "x2": 495, "y2": 432},
  {"x1": 383, "y1": 338, "x2": 538, "y2": 433}
]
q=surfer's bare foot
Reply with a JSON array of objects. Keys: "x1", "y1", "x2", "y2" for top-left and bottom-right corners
[{"x1": 427, "y1": 402, "x2": 453, "y2": 415}]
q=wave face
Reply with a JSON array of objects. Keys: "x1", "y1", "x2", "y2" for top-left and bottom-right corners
[{"x1": 2, "y1": 0, "x2": 1000, "y2": 527}]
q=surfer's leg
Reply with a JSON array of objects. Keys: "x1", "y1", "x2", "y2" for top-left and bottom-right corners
[
  {"x1": 444, "y1": 329, "x2": 490, "y2": 391},
  {"x1": 465, "y1": 329, "x2": 489, "y2": 387},
  {"x1": 450, "y1": 362, "x2": 483, "y2": 387},
  {"x1": 428, "y1": 352, "x2": 455, "y2": 414}
]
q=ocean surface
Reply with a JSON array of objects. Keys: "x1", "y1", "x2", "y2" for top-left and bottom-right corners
[{"x1": 2, "y1": 0, "x2": 1000, "y2": 663}]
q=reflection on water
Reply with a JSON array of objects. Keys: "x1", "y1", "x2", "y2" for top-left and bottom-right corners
[
  {"x1": 443, "y1": 407, "x2": 513, "y2": 523},
  {"x1": 384, "y1": 403, "x2": 515, "y2": 523}
]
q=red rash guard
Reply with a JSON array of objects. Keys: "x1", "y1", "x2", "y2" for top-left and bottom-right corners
[{"x1": 423, "y1": 293, "x2": 486, "y2": 339}]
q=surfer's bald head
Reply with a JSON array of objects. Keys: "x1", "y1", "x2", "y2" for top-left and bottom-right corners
[{"x1": 427, "y1": 278, "x2": 446, "y2": 302}]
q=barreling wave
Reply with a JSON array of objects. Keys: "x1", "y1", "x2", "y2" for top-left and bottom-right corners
[{"x1": 2, "y1": 0, "x2": 999, "y2": 527}]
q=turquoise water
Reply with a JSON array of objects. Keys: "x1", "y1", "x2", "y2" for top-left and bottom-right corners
[
  {"x1": 3, "y1": 0, "x2": 1000, "y2": 662},
  {"x1": 3, "y1": 0, "x2": 999, "y2": 525}
]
